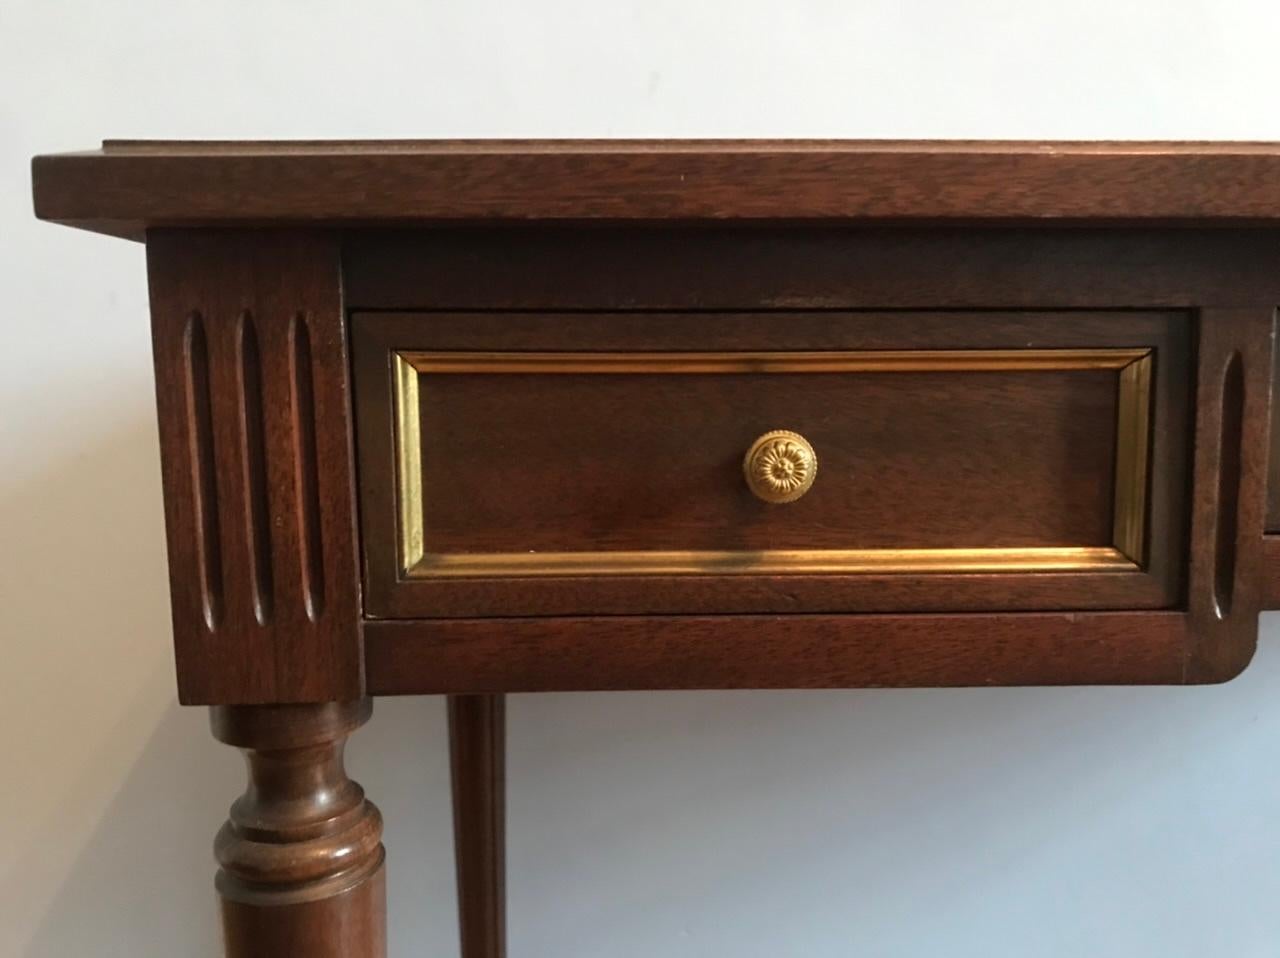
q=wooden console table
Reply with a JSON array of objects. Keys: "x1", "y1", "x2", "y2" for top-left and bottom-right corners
[{"x1": 30, "y1": 140, "x2": 1280, "y2": 956}]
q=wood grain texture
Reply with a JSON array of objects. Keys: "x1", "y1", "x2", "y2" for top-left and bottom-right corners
[
  {"x1": 220, "y1": 880, "x2": 385, "y2": 958},
  {"x1": 344, "y1": 228, "x2": 1280, "y2": 311},
  {"x1": 414, "y1": 364, "x2": 1121, "y2": 552},
  {"x1": 364, "y1": 613, "x2": 1190, "y2": 693},
  {"x1": 349, "y1": 226, "x2": 1280, "y2": 632},
  {"x1": 1262, "y1": 535, "x2": 1280, "y2": 608},
  {"x1": 32, "y1": 140, "x2": 1280, "y2": 239},
  {"x1": 148, "y1": 231, "x2": 363, "y2": 704},
  {"x1": 353, "y1": 308, "x2": 1189, "y2": 619},
  {"x1": 212, "y1": 700, "x2": 385, "y2": 958},
  {"x1": 1184, "y1": 309, "x2": 1275, "y2": 680},
  {"x1": 449, "y1": 696, "x2": 506, "y2": 958}
]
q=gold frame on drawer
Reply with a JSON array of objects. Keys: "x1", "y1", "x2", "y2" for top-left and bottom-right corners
[{"x1": 392, "y1": 348, "x2": 1154, "y2": 579}]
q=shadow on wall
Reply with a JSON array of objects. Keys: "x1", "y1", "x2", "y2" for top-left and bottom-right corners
[
  {"x1": 503, "y1": 652, "x2": 1280, "y2": 957},
  {"x1": 18, "y1": 681, "x2": 230, "y2": 958},
  {"x1": 0, "y1": 417, "x2": 219, "y2": 957}
]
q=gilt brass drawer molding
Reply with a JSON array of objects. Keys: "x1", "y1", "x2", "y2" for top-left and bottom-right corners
[
  {"x1": 394, "y1": 351, "x2": 426, "y2": 573},
  {"x1": 396, "y1": 349, "x2": 1148, "y2": 375},
  {"x1": 1112, "y1": 352, "x2": 1154, "y2": 563},
  {"x1": 391, "y1": 348, "x2": 1154, "y2": 578},
  {"x1": 406, "y1": 546, "x2": 1134, "y2": 578}
]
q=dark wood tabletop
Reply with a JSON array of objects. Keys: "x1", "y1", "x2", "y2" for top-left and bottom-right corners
[{"x1": 33, "y1": 139, "x2": 1280, "y2": 238}]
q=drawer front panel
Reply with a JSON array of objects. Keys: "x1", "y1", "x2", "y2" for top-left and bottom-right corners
[
  {"x1": 354, "y1": 311, "x2": 1190, "y2": 618},
  {"x1": 403, "y1": 351, "x2": 1131, "y2": 568}
]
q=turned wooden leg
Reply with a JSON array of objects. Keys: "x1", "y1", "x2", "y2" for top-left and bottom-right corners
[
  {"x1": 211, "y1": 699, "x2": 386, "y2": 958},
  {"x1": 449, "y1": 694, "x2": 507, "y2": 958}
]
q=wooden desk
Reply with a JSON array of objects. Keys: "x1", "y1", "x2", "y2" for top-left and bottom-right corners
[{"x1": 31, "y1": 140, "x2": 1280, "y2": 957}]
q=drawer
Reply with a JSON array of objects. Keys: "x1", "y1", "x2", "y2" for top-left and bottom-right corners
[{"x1": 353, "y1": 310, "x2": 1190, "y2": 618}]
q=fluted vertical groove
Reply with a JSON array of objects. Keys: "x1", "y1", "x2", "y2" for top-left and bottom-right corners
[
  {"x1": 291, "y1": 313, "x2": 326, "y2": 621},
  {"x1": 236, "y1": 311, "x2": 274, "y2": 625},
  {"x1": 1214, "y1": 351, "x2": 1244, "y2": 618},
  {"x1": 184, "y1": 311, "x2": 223, "y2": 630}
]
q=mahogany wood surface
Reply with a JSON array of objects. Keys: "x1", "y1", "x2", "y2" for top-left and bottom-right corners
[
  {"x1": 415, "y1": 366, "x2": 1119, "y2": 554},
  {"x1": 364, "y1": 612, "x2": 1192, "y2": 692},
  {"x1": 31, "y1": 140, "x2": 1280, "y2": 239},
  {"x1": 212, "y1": 700, "x2": 385, "y2": 958},
  {"x1": 147, "y1": 231, "x2": 365, "y2": 705},
  {"x1": 449, "y1": 695, "x2": 507, "y2": 958},
  {"x1": 417, "y1": 366, "x2": 1121, "y2": 553},
  {"x1": 344, "y1": 226, "x2": 1280, "y2": 311},
  {"x1": 1182, "y1": 308, "x2": 1274, "y2": 679},
  {"x1": 1264, "y1": 536, "x2": 1280, "y2": 607},
  {"x1": 354, "y1": 306, "x2": 1190, "y2": 620}
]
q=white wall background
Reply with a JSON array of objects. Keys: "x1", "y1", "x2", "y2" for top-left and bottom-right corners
[{"x1": 5, "y1": 1, "x2": 1280, "y2": 955}]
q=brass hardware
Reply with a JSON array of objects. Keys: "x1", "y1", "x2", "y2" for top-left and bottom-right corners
[
  {"x1": 1112, "y1": 352, "x2": 1153, "y2": 563},
  {"x1": 390, "y1": 347, "x2": 1155, "y2": 579},
  {"x1": 407, "y1": 546, "x2": 1135, "y2": 578},
  {"x1": 744, "y1": 430, "x2": 817, "y2": 503},
  {"x1": 393, "y1": 353, "x2": 425, "y2": 571},
  {"x1": 399, "y1": 349, "x2": 1150, "y2": 375}
]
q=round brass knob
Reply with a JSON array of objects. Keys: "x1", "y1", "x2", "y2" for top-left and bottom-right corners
[{"x1": 743, "y1": 430, "x2": 818, "y2": 504}]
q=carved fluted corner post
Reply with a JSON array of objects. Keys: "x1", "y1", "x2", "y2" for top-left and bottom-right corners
[
  {"x1": 146, "y1": 231, "x2": 362, "y2": 706},
  {"x1": 212, "y1": 700, "x2": 385, "y2": 958}
]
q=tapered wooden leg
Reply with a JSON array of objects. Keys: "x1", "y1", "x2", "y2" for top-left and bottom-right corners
[
  {"x1": 449, "y1": 694, "x2": 507, "y2": 958},
  {"x1": 211, "y1": 699, "x2": 386, "y2": 958}
]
